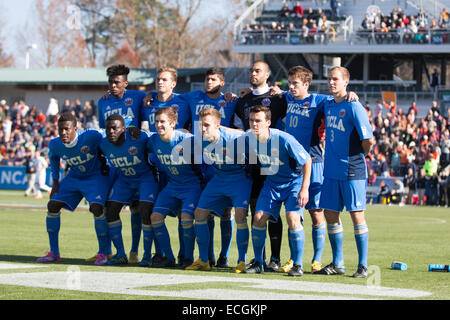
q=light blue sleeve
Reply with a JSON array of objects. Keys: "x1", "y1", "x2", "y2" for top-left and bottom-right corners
[{"x1": 352, "y1": 101, "x2": 373, "y2": 140}]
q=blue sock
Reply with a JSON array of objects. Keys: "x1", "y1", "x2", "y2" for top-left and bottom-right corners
[
  {"x1": 194, "y1": 218, "x2": 210, "y2": 263},
  {"x1": 108, "y1": 220, "x2": 126, "y2": 257},
  {"x1": 181, "y1": 218, "x2": 195, "y2": 261},
  {"x1": 152, "y1": 220, "x2": 175, "y2": 262},
  {"x1": 207, "y1": 216, "x2": 215, "y2": 262},
  {"x1": 142, "y1": 224, "x2": 154, "y2": 260},
  {"x1": 94, "y1": 214, "x2": 108, "y2": 255},
  {"x1": 251, "y1": 224, "x2": 267, "y2": 265},
  {"x1": 130, "y1": 212, "x2": 142, "y2": 254},
  {"x1": 178, "y1": 217, "x2": 185, "y2": 260},
  {"x1": 312, "y1": 222, "x2": 326, "y2": 263},
  {"x1": 289, "y1": 225, "x2": 305, "y2": 267},
  {"x1": 236, "y1": 220, "x2": 249, "y2": 263},
  {"x1": 354, "y1": 223, "x2": 369, "y2": 267},
  {"x1": 328, "y1": 222, "x2": 345, "y2": 269},
  {"x1": 46, "y1": 212, "x2": 61, "y2": 255},
  {"x1": 154, "y1": 235, "x2": 163, "y2": 256},
  {"x1": 219, "y1": 216, "x2": 233, "y2": 258}
]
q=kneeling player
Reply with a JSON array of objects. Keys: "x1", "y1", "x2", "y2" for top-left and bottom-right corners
[
  {"x1": 37, "y1": 112, "x2": 111, "y2": 265},
  {"x1": 243, "y1": 106, "x2": 312, "y2": 276},
  {"x1": 100, "y1": 114, "x2": 159, "y2": 265},
  {"x1": 186, "y1": 108, "x2": 252, "y2": 272},
  {"x1": 147, "y1": 107, "x2": 208, "y2": 268}
]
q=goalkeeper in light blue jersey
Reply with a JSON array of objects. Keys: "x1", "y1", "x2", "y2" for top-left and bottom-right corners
[{"x1": 315, "y1": 67, "x2": 374, "y2": 278}]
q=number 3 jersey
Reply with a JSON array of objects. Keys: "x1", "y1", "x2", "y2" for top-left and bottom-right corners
[
  {"x1": 48, "y1": 129, "x2": 104, "y2": 180},
  {"x1": 323, "y1": 99, "x2": 373, "y2": 181},
  {"x1": 99, "y1": 130, "x2": 153, "y2": 180}
]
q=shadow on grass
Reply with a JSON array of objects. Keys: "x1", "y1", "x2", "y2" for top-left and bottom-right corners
[{"x1": 0, "y1": 254, "x2": 98, "y2": 267}]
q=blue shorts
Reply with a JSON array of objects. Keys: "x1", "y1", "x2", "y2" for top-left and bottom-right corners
[
  {"x1": 153, "y1": 183, "x2": 202, "y2": 218},
  {"x1": 319, "y1": 178, "x2": 367, "y2": 212},
  {"x1": 51, "y1": 173, "x2": 111, "y2": 211},
  {"x1": 108, "y1": 171, "x2": 159, "y2": 205},
  {"x1": 255, "y1": 178, "x2": 304, "y2": 223},
  {"x1": 196, "y1": 175, "x2": 252, "y2": 217},
  {"x1": 305, "y1": 161, "x2": 324, "y2": 210}
]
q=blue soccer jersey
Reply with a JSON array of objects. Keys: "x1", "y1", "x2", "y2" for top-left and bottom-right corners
[
  {"x1": 141, "y1": 92, "x2": 191, "y2": 132},
  {"x1": 49, "y1": 129, "x2": 104, "y2": 180},
  {"x1": 97, "y1": 90, "x2": 146, "y2": 129},
  {"x1": 284, "y1": 92, "x2": 328, "y2": 163},
  {"x1": 185, "y1": 90, "x2": 237, "y2": 128},
  {"x1": 323, "y1": 99, "x2": 374, "y2": 181},
  {"x1": 200, "y1": 127, "x2": 247, "y2": 181},
  {"x1": 147, "y1": 130, "x2": 205, "y2": 186},
  {"x1": 240, "y1": 128, "x2": 310, "y2": 186},
  {"x1": 99, "y1": 130, "x2": 152, "y2": 179}
]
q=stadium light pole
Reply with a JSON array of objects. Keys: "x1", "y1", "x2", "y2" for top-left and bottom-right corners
[{"x1": 25, "y1": 44, "x2": 37, "y2": 69}]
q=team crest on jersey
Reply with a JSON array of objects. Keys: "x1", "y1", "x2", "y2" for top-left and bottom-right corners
[
  {"x1": 171, "y1": 104, "x2": 179, "y2": 111},
  {"x1": 125, "y1": 98, "x2": 133, "y2": 106},
  {"x1": 128, "y1": 146, "x2": 138, "y2": 155},
  {"x1": 218, "y1": 100, "x2": 227, "y2": 107},
  {"x1": 175, "y1": 146, "x2": 183, "y2": 154},
  {"x1": 302, "y1": 102, "x2": 310, "y2": 108},
  {"x1": 80, "y1": 146, "x2": 90, "y2": 154},
  {"x1": 106, "y1": 105, "x2": 111, "y2": 110},
  {"x1": 261, "y1": 98, "x2": 271, "y2": 106},
  {"x1": 339, "y1": 109, "x2": 346, "y2": 117}
]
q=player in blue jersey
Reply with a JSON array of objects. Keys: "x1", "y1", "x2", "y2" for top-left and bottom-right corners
[
  {"x1": 141, "y1": 67, "x2": 191, "y2": 132},
  {"x1": 95, "y1": 64, "x2": 147, "y2": 264},
  {"x1": 282, "y1": 66, "x2": 359, "y2": 273},
  {"x1": 242, "y1": 105, "x2": 312, "y2": 276},
  {"x1": 184, "y1": 67, "x2": 238, "y2": 267},
  {"x1": 185, "y1": 108, "x2": 252, "y2": 272},
  {"x1": 100, "y1": 114, "x2": 159, "y2": 265},
  {"x1": 36, "y1": 113, "x2": 111, "y2": 265},
  {"x1": 315, "y1": 66, "x2": 374, "y2": 278},
  {"x1": 146, "y1": 107, "x2": 208, "y2": 268}
]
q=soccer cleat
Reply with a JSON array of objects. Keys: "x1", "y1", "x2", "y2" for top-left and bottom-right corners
[
  {"x1": 94, "y1": 254, "x2": 108, "y2": 266},
  {"x1": 105, "y1": 254, "x2": 128, "y2": 265},
  {"x1": 244, "y1": 261, "x2": 264, "y2": 274},
  {"x1": 266, "y1": 258, "x2": 281, "y2": 272},
  {"x1": 314, "y1": 262, "x2": 346, "y2": 275},
  {"x1": 139, "y1": 254, "x2": 152, "y2": 267},
  {"x1": 311, "y1": 261, "x2": 322, "y2": 273},
  {"x1": 86, "y1": 253, "x2": 112, "y2": 262},
  {"x1": 288, "y1": 264, "x2": 304, "y2": 277},
  {"x1": 215, "y1": 255, "x2": 229, "y2": 268},
  {"x1": 151, "y1": 256, "x2": 175, "y2": 268},
  {"x1": 280, "y1": 259, "x2": 294, "y2": 273},
  {"x1": 235, "y1": 261, "x2": 247, "y2": 274},
  {"x1": 178, "y1": 258, "x2": 193, "y2": 270},
  {"x1": 352, "y1": 264, "x2": 368, "y2": 278},
  {"x1": 151, "y1": 253, "x2": 164, "y2": 267},
  {"x1": 128, "y1": 251, "x2": 139, "y2": 264},
  {"x1": 36, "y1": 252, "x2": 61, "y2": 263},
  {"x1": 185, "y1": 258, "x2": 211, "y2": 271}
]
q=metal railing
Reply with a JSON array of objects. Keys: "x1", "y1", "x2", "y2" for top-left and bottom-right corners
[{"x1": 350, "y1": 28, "x2": 450, "y2": 45}]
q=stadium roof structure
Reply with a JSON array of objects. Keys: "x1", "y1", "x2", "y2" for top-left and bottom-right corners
[{"x1": 0, "y1": 68, "x2": 156, "y2": 85}]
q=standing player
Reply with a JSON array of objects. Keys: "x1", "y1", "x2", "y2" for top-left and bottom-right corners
[
  {"x1": 33, "y1": 150, "x2": 52, "y2": 199},
  {"x1": 233, "y1": 60, "x2": 287, "y2": 271},
  {"x1": 243, "y1": 106, "x2": 312, "y2": 276},
  {"x1": 281, "y1": 66, "x2": 359, "y2": 273},
  {"x1": 184, "y1": 67, "x2": 238, "y2": 267},
  {"x1": 185, "y1": 108, "x2": 252, "y2": 272},
  {"x1": 100, "y1": 114, "x2": 159, "y2": 265},
  {"x1": 147, "y1": 107, "x2": 208, "y2": 268},
  {"x1": 36, "y1": 112, "x2": 111, "y2": 265},
  {"x1": 96, "y1": 64, "x2": 147, "y2": 264},
  {"x1": 316, "y1": 66, "x2": 374, "y2": 278},
  {"x1": 141, "y1": 67, "x2": 191, "y2": 132}
]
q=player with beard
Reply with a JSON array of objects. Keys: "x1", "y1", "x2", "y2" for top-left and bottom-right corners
[{"x1": 232, "y1": 60, "x2": 287, "y2": 272}]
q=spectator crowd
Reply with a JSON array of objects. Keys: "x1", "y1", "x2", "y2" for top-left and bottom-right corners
[
  {"x1": 365, "y1": 99, "x2": 449, "y2": 207},
  {"x1": 359, "y1": 6, "x2": 450, "y2": 44},
  {"x1": 241, "y1": 1, "x2": 343, "y2": 45}
]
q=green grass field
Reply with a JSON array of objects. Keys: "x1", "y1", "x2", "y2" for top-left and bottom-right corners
[{"x1": 0, "y1": 190, "x2": 449, "y2": 300}]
